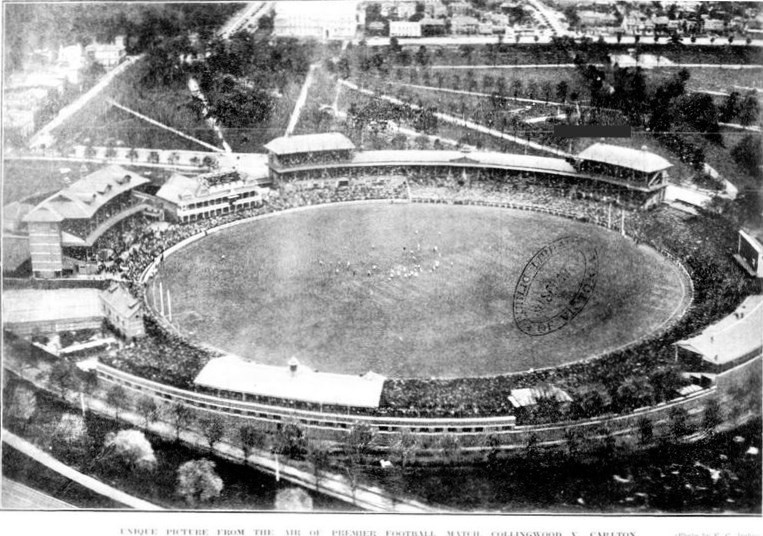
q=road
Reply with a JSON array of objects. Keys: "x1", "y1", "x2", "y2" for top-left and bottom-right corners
[
  {"x1": 218, "y1": 2, "x2": 274, "y2": 39},
  {"x1": 285, "y1": 63, "x2": 319, "y2": 136},
  {"x1": 526, "y1": 0, "x2": 566, "y2": 35}
]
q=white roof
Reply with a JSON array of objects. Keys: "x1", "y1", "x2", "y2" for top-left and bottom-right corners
[
  {"x1": 577, "y1": 143, "x2": 673, "y2": 173},
  {"x1": 676, "y1": 295, "x2": 763, "y2": 365},
  {"x1": 3, "y1": 289, "x2": 102, "y2": 325},
  {"x1": 509, "y1": 385, "x2": 573, "y2": 408},
  {"x1": 352, "y1": 150, "x2": 577, "y2": 175},
  {"x1": 194, "y1": 355, "x2": 386, "y2": 408},
  {"x1": 264, "y1": 133, "x2": 355, "y2": 155}
]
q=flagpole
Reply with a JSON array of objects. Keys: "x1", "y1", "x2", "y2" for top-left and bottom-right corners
[{"x1": 159, "y1": 281, "x2": 165, "y2": 317}]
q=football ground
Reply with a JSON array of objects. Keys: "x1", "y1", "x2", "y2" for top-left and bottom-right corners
[{"x1": 159, "y1": 202, "x2": 690, "y2": 378}]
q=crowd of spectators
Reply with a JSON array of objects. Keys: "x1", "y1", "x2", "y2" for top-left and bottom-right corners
[
  {"x1": 61, "y1": 193, "x2": 142, "y2": 240},
  {"x1": 90, "y1": 168, "x2": 756, "y2": 425},
  {"x1": 275, "y1": 150, "x2": 354, "y2": 169}
]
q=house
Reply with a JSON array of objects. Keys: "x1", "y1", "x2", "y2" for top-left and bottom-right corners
[
  {"x1": 366, "y1": 20, "x2": 388, "y2": 36},
  {"x1": 100, "y1": 283, "x2": 145, "y2": 340},
  {"x1": 389, "y1": 20, "x2": 422, "y2": 37},
  {"x1": 85, "y1": 36, "x2": 126, "y2": 68},
  {"x1": 451, "y1": 16, "x2": 480, "y2": 34},
  {"x1": 274, "y1": 1, "x2": 359, "y2": 40},
  {"x1": 424, "y1": 1, "x2": 448, "y2": 18},
  {"x1": 420, "y1": 17, "x2": 447, "y2": 36},
  {"x1": 449, "y1": 2, "x2": 472, "y2": 17},
  {"x1": 704, "y1": 18, "x2": 725, "y2": 33},
  {"x1": 578, "y1": 11, "x2": 618, "y2": 27},
  {"x1": 395, "y1": 1, "x2": 418, "y2": 20}
]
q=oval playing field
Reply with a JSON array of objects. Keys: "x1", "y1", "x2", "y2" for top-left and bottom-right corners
[{"x1": 159, "y1": 203, "x2": 690, "y2": 378}]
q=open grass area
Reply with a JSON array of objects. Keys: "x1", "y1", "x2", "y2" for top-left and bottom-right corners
[{"x1": 159, "y1": 203, "x2": 687, "y2": 379}]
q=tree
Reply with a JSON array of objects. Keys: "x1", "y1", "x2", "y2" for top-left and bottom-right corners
[
  {"x1": 127, "y1": 148, "x2": 138, "y2": 162},
  {"x1": 306, "y1": 442, "x2": 331, "y2": 491},
  {"x1": 6, "y1": 384, "x2": 37, "y2": 431},
  {"x1": 737, "y1": 92, "x2": 760, "y2": 126},
  {"x1": 731, "y1": 135, "x2": 763, "y2": 176},
  {"x1": 391, "y1": 428, "x2": 418, "y2": 469},
  {"x1": 199, "y1": 414, "x2": 226, "y2": 450},
  {"x1": 176, "y1": 459, "x2": 223, "y2": 505},
  {"x1": 556, "y1": 80, "x2": 569, "y2": 103},
  {"x1": 106, "y1": 384, "x2": 128, "y2": 421},
  {"x1": 49, "y1": 360, "x2": 78, "y2": 398},
  {"x1": 669, "y1": 406, "x2": 690, "y2": 439},
  {"x1": 136, "y1": 396, "x2": 158, "y2": 429},
  {"x1": 148, "y1": 151, "x2": 160, "y2": 164},
  {"x1": 239, "y1": 424, "x2": 267, "y2": 460},
  {"x1": 720, "y1": 91, "x2": 741, "y2": 122},
  {"x1": 703, "y1": 397, "x2": 722, "y2": 434},
  {"x1": 166, "y1": 402, "x2": 195, "y2": 441},
  {"x1": 273, "y1": 421, "x2": 307, "y2": 460},
  {"x1": 103, "y1": 429, "x2": 157, "y2": 471},
  {"x1": 438, "y1": 434, "x2": 461, "y2": 465},
  {"x1": 637, "y1": 415, "x2": 653, "y2": 445},
  {"x1": 346, "y1": 422, "x2": 375, "y2": 463}
]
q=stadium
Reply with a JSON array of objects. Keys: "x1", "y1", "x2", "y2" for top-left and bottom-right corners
[{"x1": 5, "y1": 133, "x2": 762, "y2": 459}]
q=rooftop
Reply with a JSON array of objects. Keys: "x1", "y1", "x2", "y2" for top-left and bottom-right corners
[
  {"x1": 264, "y1": 133, "x2": 356, "y2": 156},
  {"x1": 194, "y1": 355, "x2": 386, "y2": 408},
  {"x1": 24, "y1": 165, "x2": 149, "y2": 223},
  {"x1": 676, "y1": 295, "x2": 763, "y2": 365},
  {"x1": 577, "y1": 143, "x2": 673, "y2": 173},
  {"x1": 100, "y1": 283, "x2": 142, "y2": 319}
]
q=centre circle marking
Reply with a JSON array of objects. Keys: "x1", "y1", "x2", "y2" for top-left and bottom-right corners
[{"x1": 513, "y1": 235, "x2": 599, "y2": 336}]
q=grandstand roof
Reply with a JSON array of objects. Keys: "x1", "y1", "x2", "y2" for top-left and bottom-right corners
[
  {"x1": 194, "y1": 355, "x2": 386, "y2": 408},
  {"x1": 263, "y1": 133, "x2": 355, "y2": 156},
  {"x1": 676, "y1": 295, "x2": 763, "y2": 366},
  {"x1": 155, "y1": 173, "x2": 199, "y2": 202},
  {"x1": 351, "y1": 150, "x2": 578, "y2": 175},
  {"x1": 577, "y1": 143, "x2": 673, "y2": 173},
  {"x1": 24, "y1": 165, "x2": 149, "y2": 223}
]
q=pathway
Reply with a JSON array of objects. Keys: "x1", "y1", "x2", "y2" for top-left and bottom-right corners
[
  {"x1": 218, "y1": 2, "x2": 273, "y2": 39},
  {"x1": 285, "y1": 63, "x2": 319, "y2": 136},
  {"x1": 340, "y1": 80, "x2": 569, "y2": 156},
  {"x1": 2, "y1": 431, "x2": 162, "y2": 510},
  {"x1": 425, "y1": 63, "x2": 763, "y2": 70},
  {"x1": 29, "y1": 56, "x2": 143, "y2": 150},
  {"x1": 108, "y1": 99, "x2": 224, "y2": 153}
]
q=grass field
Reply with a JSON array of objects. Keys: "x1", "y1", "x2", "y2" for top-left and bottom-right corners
[{"x1": 159, "y1": 203, "x2": 688, "y2": 378}]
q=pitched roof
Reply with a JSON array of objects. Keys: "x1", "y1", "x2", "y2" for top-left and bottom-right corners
[
  {"x1": 577, "y1": 143, "x2": 673, "y2": 173},
  {"x1": 676, "y1": 295, "x2": 763, "y2": 365},
  {"x1": 100, "y1": 283, "x2": 142, "y2": 319},
  {"x1": 263, "y1": 133, "x2": 355, "y2": 156},
  {"x1": 24, "y1": 165, "x2": 149, "y2": 223},
  {"x1": 155, "y1": 173, "x2": 200, "y2": 202},
  {"x1": 194, "y1": 354, "x2": 386, "y2": 408}
]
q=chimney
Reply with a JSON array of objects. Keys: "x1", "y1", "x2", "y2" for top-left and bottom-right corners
[{"x1": 288, "y1": 356, "x2": 299, "y2": 376}]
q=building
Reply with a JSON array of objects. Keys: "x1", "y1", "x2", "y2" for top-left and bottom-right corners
[
  {"x1": 395, "y1": 1, "x2": 418, "y2": 20},
  {"x1": 676, "y1": 295, "x2": 763, "y2": 373},
  {"x1": 574, "y1": 143, "x2": 671, "y2": 207},
  {"x1": 449, "y1": 1, "x2": 472, "y2": 17},
  {"x1": 735, "y1": 229, "x2": 763, "y2": 278},
  {"x1": 2, "y1": 289, "x2": 103, "y2": 336},
  {"x1": 425, "y1": 1, "x2": 448, "y2": 18},
  {"x1": 22, "y1": 165, "x2": 151, "y2": 278},
  {"x1": 273, "y1": 1, "x2": 360, "y2": 40},
  {"x1": 420, "y1": 17, "x2": 447, "y2": 36},
  {"x1": 100, "y1": 283, "x2": 145, "y2": 340},
  {"x1": 263, "y1": 132, "x2": 356, "y2": 181},
  {"x1": 451, "y1": 16, "x2": 480, "y2": 34},
  {"x1": 704, "y1": 18, "x2": 725, "y2": 33},
  {"x1": 85, "y1": 36, "x2": 126, "y2": 68},
  {"x1": 578, "y1": 10, "x2": 619, "y2": 27},
  {"x1": 389, "y1": 20, "x2": 422, "y2": 37},
  {"x1": 155, "y1": 171, "x2": 264, "y2": 223}
]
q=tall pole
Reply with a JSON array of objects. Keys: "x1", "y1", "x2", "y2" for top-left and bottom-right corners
[
  {"x1": 152, "y1": 278, "x2": 157, "y2": 311},
  {"x1": 167, "y1": 288, "x2": 173, "y2": 322},
  {"x1": 159, "y1": 281, "x2": 165, "y2": 317},
  {"x1": 608, "y1": 203, "x2": 612, "y2": 230},
  {"x1": 620, "y1": 209, "x2": 625, "y2": 236}
]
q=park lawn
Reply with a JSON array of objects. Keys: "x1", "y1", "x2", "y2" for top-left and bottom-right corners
[{"x1": 160, "y1": 203, "x2": 687, "y2": 379}]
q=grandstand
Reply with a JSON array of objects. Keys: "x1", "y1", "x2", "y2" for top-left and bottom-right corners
[
  {"x1": 155, "y1": 170, "x2": 265, "y2": 223},
  {"x1": 22, "y1": 165, "x2": 152, "y2": 277},
  {"x1": 264, "y1": 134, "x2": 671, "y2": 210}
]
